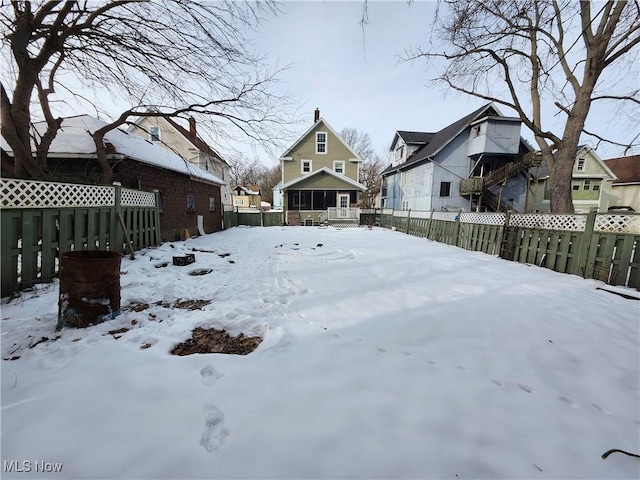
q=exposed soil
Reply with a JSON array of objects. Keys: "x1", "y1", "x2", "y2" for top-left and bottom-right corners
[
  {"x1": 188, "y1": 268, "x2": 213, "y2": 276},
  {"x1": 171, "y1": 327, "x2": 262, "y2": 356},
  {"x1": 125, "y1": 299, "x2": 211, "y2": 312}
]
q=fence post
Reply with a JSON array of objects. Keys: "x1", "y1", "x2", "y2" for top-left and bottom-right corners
[
  {"x1": 391, "y1": 209, "x2": 395, "y2": 230},
  {"x1": 406, "y1": 209, "x2": 411, "y2": 234},
  {"x1": 454, "y1": 209, "x2": 463, "y2": 246},
  {"x1": 499, "y1": 210, "x2": 514, "y2": 259},
  {"x1": 426, "y1": 209, "x2": 434, "y2": 239},
  {"x1": 578, "y1": 209, "x2": 597, "y2": 279},
  {"x1": 153, "y1": 190, "x2": 162, "y2": 245},
  {"x1": 111, "y1": 182, "x2": 124, "y2": 254}
]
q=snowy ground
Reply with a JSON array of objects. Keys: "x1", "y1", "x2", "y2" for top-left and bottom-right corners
[{"x1": 2, "y1": 226, "x2": 639, "y2": 479}]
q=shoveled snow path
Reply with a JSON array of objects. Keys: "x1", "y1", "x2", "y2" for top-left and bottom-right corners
[{"x1": 1, "y1": 226, "x2": 638, "y2": 479}]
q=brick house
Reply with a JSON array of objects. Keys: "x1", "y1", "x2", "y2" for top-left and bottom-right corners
[{"x1": 1, "y1": 115, "x2": 224, "y2": 241}]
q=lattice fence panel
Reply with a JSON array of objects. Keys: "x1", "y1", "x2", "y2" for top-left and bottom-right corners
[
  {"x1": 509, "y1": 213, "x2": 586, "y2": 231},
  {"x1": 121, "y1": 188, "x2": 156, "y2": 207},
  {"x1": 595, "y1": 214, "x2": 640, "y2": 233},
  {"x1": 431, "y1": 211, "x2": 459, "y2": 221},
  {"x1": 460, "y1": 212, "x2": 506, "y2": 225},
  {"x1": 1, "y1": 179, "x2": 114, "y2": 208}
]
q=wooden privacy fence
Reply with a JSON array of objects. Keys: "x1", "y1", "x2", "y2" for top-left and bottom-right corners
[
  {"x1": 223, "y1": 206, "x2": 284, "y2": 228},
  {"x1": 366, "y1": 208, "x2": 640, "y2": 289},
  {"x1": 1, "y1": 178, "x2": 161, "y2": 296}
]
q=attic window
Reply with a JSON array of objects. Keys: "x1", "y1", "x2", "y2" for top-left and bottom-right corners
[
  {"x1": 316, "y1": 132, "x2": 327, "y2": 154},
  {"x1": 150, "y1": 126, "x2": 160, "y2": 142},
  {"x1": 577, "y1": 158, "x2": 585, "y2": 171},
  {"x1": 472, "y1": 125, "x2": 481, "y2": 137}
]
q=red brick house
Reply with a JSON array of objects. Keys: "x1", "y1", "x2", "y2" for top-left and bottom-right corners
[{"x1": 1, "y1": 115, "x2": 224, "y2": 241}]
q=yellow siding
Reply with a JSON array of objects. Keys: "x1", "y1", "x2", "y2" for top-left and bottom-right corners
[{"x1": 283, "y1": 120, "x2": 359, "y2": 183}]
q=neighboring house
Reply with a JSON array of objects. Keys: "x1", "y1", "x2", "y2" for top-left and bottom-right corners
[
  {"x1": 231, "y1": 184, "x2": 261, "y2": 210},
  {"x1": 603, "y1": 155, "x2": 640, "y2": 212},
  {"x1": 527, "y1": 145, "x2": 617, "y2": 213},
  {"x1": 1, "y1": 115, "x2": 225, "y2": 241},
  {"x1": 381, "y1": 103, "x2": 534, "y2": 213},
  {"x1": 271, "y1": 181, "x2": 284, "y2": 209},
  {"x1": 128, "y1": 114, "x2": 233, "y2": 207},
  {"x1": 279, "y1": 108, "x2": 366, "y2": 226}
]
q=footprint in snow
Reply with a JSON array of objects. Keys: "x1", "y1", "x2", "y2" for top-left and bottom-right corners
[
  {"x1": 200, "y1": 404, "x2": 229, "y2": 452},
  {"x1": 558, "y1": 396, "x2": 578, "y2": 407},
  {"x1": 518, "y1": 384, "x2": 534, "y2": 394},
  {"x1": 200, "y1": 365, "x2": 223, "y2": 386},
  {"x1": 491, "y1": 379, "x2": 503, "y2": 387}
]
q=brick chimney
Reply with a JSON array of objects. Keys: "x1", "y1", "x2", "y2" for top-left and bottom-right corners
[
  {"x1": 314, "y1": 108, "x2": 320, "y2": 123},
  {"x1": 189, "y1": 116, "x2": 197, "y2": 138}
]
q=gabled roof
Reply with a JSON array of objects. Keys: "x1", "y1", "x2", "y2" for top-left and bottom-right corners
[
  {"x1": 382, "y1": 103, "x2": 529, "y2": 176},
  {"x1": 604, "y1": 155, "x2": 640, "y2": 184},
  {"x1": 162, "y1": 116, "x2": 229, "y2": 167},
  {"x1": 2, "y1": 115, "x2": 224, "y2": 185},
  {"x1": 280, "y1": 118, "x2": 361, "y2": 161},
  {"x1": 280, "y1": 167, "x2": 366, "y2": 191},
  {"x1": 390, "y1": 131, "x2": 435, "y2": 151},
  {"x1": 232, "y1": 185, "x2": 260, "y2": 195}
]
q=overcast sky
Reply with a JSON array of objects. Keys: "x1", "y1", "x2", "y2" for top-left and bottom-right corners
[{"x1": 247, "y1": 0, "x2": 639, "y2": 165}]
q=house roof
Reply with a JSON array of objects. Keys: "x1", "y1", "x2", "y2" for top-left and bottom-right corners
[
  {"x1": 534, "y1": 145, "x2": 617, "y2": 181},
  {"x1": 280, "y1": 167, "x2": 366, "y2": 191},
  {"x1": 232, "y1": 185, "x2": 260, "y2": 195},
  {"x1": 604, "y1": 155, "x2": 640, "y2": 184},
  {"x1": 382, "y1": 103, "x2": 506, "y2": 176},
  {"x1": 161, "y1": 116, "x2": 229, "y2": 167},
  {"x1": 390, "y1": 131, "x2": 435, "y2": 151},
  {"x1": 2, "y1": 115, "x2": 224, "y2": 185},
  {"x1": 280, "y1": 118, "x2": 361, "y2": 161}
]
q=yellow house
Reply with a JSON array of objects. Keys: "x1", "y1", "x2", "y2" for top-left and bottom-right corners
[
  {"x1": 604, "y1": 155, "x2": 640, "y2": 212},
  {"x1": 279, "y1": 109, "x2": 366, "y2": 225},
  {"x1": 527, "y1": 145, "x2": 617, "y2": 213}
]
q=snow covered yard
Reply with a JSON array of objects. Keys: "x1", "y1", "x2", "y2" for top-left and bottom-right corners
[{"x1": 2, "y1": 226, "x2": 639, "y2": 479}]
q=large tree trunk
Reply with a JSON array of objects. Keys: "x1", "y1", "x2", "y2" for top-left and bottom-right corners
[{"x1": 547, "y1": 148, "x2": 576, "y2": 214}]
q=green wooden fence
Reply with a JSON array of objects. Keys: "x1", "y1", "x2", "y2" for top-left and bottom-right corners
[
  {"x1": 223, "y1": 208, "x2": 284, "y2": 229},
  {"x1": 374, "y1": 208, "x2": 640, "y2": 289},
  {"x1": 1, "y1": 179, "x2": 161, "y2": 297}
]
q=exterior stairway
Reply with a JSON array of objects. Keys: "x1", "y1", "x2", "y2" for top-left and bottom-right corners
[{"x1": 459, "y1": 152, "x2": 541, "y2": 212}]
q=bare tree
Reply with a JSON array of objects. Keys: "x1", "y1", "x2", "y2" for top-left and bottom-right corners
[
  {"x1": 340, "y1": 127, "x2": 383, "y2": 208},
  {"x1": 257, "y1": 164, "x2": 282, "y2": 204},
  {"x1": 1, "y1": 0, "x2": 295, "y2": 182},
  {"x1": 404, "y1": 0, "x2": 640, "y2": 213},
  {"x1": 226, "y1": 154, "x2": 267, "y2": 187}
]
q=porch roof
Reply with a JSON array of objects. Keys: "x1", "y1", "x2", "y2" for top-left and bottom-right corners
[{"x1": 281, "y1": 167, "x2": 366, "y2": 191}]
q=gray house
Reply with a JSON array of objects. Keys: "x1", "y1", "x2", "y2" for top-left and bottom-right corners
[{"x1": 381, "y1": 103, "x2": 534, "y2": 212}]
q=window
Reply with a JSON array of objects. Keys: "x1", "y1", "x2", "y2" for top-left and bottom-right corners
[
  {"x1": 396, "y1": 145, "x2": 405, "y2": 160},
  {"x1": 472, "y1": 125, "x2": 481, "y2": 137},
  {"x1": 401, "y1": 171, "x2": 410, "y2": 186},
  {"x1": 150, "y1": 126, "x2": 160, "y2": 142},
  {"x1": 302, "y1": 159, "x2": 312, "y2": 174},
  {"x1": 592, "y1": 181, "x2": 600, "y2": 191},
  {"x1": 577, "y1": 158, "x2": 585, "y2": 171},
  {"x1": 316, "y1": 132, "x2": 327, "y2": 154},
  {"x1": 234, "y1": 198, "x2": 244, "y2": 206},
  {"x1": 186, "y1": 194, "x2": 195, "y2": 213},
  {"x1": 439, "y1": 181, "x2": 451, "y2": 197},
  {"x1": 333, "y1": 161, "x2": 345, "y2": 174},
  {"x1": 572, "y1": 182, "x2": 580, "y2": 191},
  {"x1": 583, "y1": 180, "x2": 591, "y2": 190},
  {"x1": 209, "y1": 197, "x2": 216, "y2": 212}
]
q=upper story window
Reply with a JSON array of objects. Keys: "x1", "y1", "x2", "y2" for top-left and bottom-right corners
[
  {"x1": 395, "y1": 145, "x2": 405, "y2": 160},
  {"x1": 333, "y1": 161, "x2": 345, "y2": 174},
  {"x1": 150, "y1": 126, "x2": 160, "y2": 142},
  {"x1": 472, "y1": 125, "x2": 481, "y2": 137},
  {"x1": 316, "y1": 132, "x2": 327, "y2": 154},
  {"x1": 439, "y1": 181, "x2": 451, "y2": 197},
  {"x1": 302, "y1": 159, "x2": 312, "y2": 174},
  {"x1": 577, "y1": 158, "x2": 585, "y2": 171}
]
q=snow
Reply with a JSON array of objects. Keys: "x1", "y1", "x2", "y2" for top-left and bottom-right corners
[{"x1": 2, "y1": 226, "x2": 639, "y2": 479}]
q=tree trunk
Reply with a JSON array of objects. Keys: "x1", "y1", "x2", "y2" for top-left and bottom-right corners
[{"x1": 548, "y1": 148, "x2": 576, "y2": 214}]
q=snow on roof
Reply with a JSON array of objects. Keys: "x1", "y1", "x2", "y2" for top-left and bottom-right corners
[{"x1": 3, "y1": 115, "x2": 224, "y2": 185}]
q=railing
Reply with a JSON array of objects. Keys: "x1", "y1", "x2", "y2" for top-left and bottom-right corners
[
  {"x1": 327, "y1": 207, "x2": 359, "y2": 220},
  {"x1": 460, "y1": 152, "x2": 540, "y2": 196},
  {"x1": 318, "y1": 210, "x2": 328, "y2": 224}
]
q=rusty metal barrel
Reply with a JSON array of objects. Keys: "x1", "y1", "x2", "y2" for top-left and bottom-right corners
[{"x1": 57, "y1": 250, "x2": 122, "y2": 329}]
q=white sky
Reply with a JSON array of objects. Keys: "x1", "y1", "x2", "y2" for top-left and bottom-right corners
[{"x1": 17, "y1": 0, "x2": 638, "y2": 165}]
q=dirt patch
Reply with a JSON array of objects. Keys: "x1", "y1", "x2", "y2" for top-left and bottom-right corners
[
  {"x1": 173, "y1": 299, "x2": 211, "y2": 310},
  {"x1": 126, "y1": 299, "x2": 211, "y2": 312},
  {"x1": 171, "y1": 327, "x2": 262, "y2": 356},
  {"x1": 189, "y1": 268, "x2": 213, "y2": 276},
  {"x1": 124, "y1": 302, "x2": 150, "y2": 312}
]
